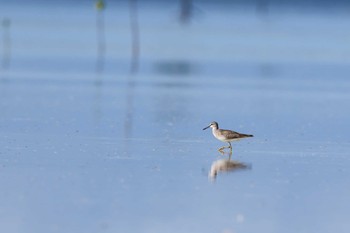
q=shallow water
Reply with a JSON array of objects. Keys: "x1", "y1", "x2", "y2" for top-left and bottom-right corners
[{"x1": 1, "y1": 1, "x2": 350, "y2": 233}]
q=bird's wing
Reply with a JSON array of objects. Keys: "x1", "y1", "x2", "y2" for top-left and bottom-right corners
[
  {"x1": 221, "y1": 130, "x2": 253, "y2": 139},
  {"x1": 220, "y1": 129, "x2": 242, "y2": 139}
]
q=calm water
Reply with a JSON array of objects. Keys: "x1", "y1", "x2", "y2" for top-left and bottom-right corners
[{"x1": 1, "y1": 1, "x2": 350, "y2": 233}]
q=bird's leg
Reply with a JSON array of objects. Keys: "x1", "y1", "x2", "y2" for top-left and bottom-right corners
[
  {"x1": 218, "y1": 146, "x2": 226, "y2": 151},
  {"x1": 219, "y1": 142, "x2": 232, "y2": 152},
  {"x1": 218, "y1": 149, "x2": 225, "y2": 155}
]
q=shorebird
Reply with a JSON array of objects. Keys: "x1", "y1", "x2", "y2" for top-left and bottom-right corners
[{"x1": 203, "y1": 121, "x2": 253, "y2": 151}]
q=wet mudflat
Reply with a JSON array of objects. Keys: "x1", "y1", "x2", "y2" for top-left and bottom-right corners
[{"x1": 1, "y1": 1, "x2": 350, "y2": 233}]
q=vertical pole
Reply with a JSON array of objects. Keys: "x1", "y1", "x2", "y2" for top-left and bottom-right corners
[{"x1": 129, "y1": 0, "x2": 139, "y2": 74}]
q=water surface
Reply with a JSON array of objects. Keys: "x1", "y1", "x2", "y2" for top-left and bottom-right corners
[{"x1": 1, "y1": 1, "x2": 350, "y2": 233}]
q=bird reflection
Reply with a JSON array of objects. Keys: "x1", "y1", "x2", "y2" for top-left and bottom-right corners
[{"x1": 209, "y1": 150, "x2": 250, "y2": 180}]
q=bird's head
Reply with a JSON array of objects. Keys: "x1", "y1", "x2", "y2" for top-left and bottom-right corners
[{"x1": 203, "y1": 121, "x2": 218, "y2": 130}]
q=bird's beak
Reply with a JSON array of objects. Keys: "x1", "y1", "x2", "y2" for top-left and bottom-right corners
[{"x1": 203, "y1": 125, "x2": 210, "y2": 130}]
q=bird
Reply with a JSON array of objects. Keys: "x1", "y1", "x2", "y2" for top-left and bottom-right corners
[{"x1": 203, "y1": 121, "x2": 253, "y2": 151}]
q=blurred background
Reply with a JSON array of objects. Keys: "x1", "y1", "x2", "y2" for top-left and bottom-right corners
[
  {"x1": 1, "y1": 0, "x2": 350, "y2": 139},
  {"x1": 1, "y1": 0, "x2": 350, "y2": 233}
]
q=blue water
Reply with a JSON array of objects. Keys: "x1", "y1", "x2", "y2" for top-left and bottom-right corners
[{"x1": 1, "y1": 1, "x2": 350, "y2": 233}]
